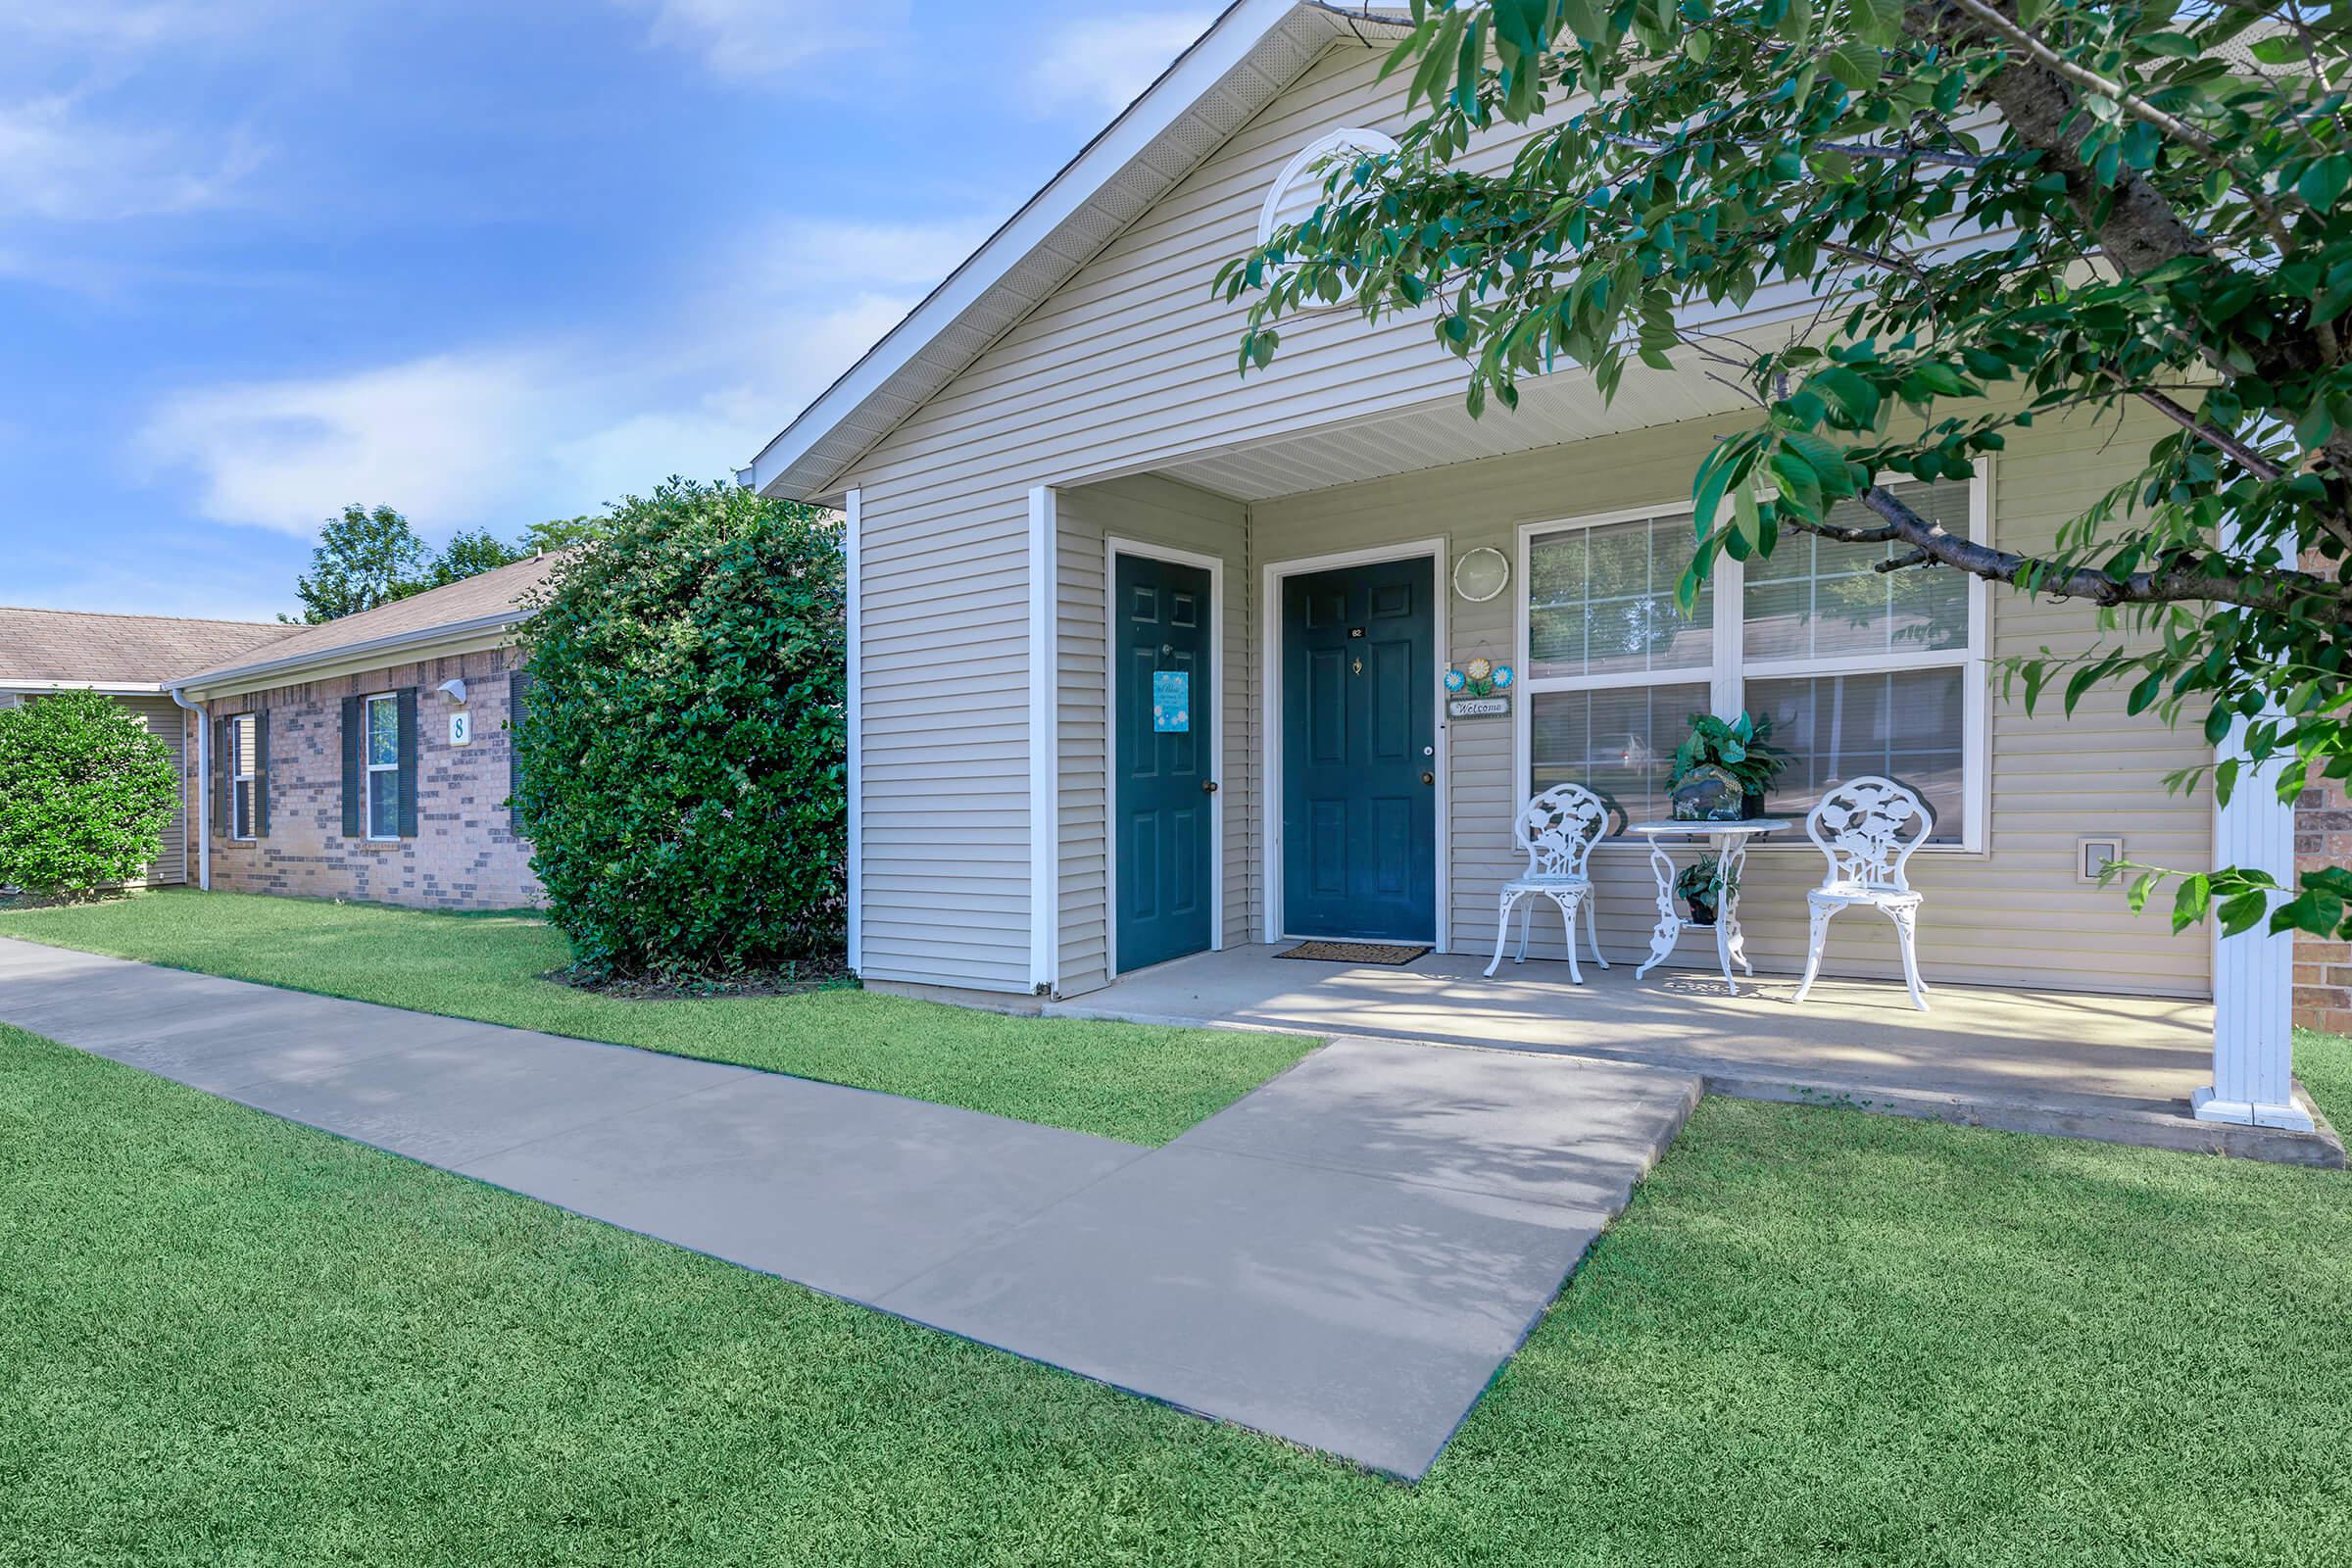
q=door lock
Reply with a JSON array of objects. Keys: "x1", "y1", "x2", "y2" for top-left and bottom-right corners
[{"x1": 1421, "y1": 770, "x2": 1435, "y2": 786}]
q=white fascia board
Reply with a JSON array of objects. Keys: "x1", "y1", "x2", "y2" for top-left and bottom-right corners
[
  {"x1": 738, "y1": 0, "x2": 1308, "y2": 502},
  {"x1": 175, "y1": 614, "x2": 527, "y2": 703}
]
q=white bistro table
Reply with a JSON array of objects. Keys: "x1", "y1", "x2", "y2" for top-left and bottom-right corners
[{"x1": 1626, "y1": 818, "x2": 1790, "y2": 996}]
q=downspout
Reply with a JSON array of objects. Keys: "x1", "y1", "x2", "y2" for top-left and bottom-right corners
[{"x1": 169, "y1": 683, "x2": 209, "y2": 891}]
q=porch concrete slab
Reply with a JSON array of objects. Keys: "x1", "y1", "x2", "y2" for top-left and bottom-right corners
[
  {"x1": 458, "y1": 1073, "x2": 1145, "y2": 1301},
  {"x1": 1176, "y1": 1035, "x2": 1700, "y2": 1212},
  {"x1": 1049, "y1": 944, "x2": 2216, "y2": 1114},
  {"x1": 881, "y1": 1038, "x2": 1700, "y2": 1480}
]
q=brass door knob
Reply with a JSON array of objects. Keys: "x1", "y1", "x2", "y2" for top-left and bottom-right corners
[
  {"x1": 1421, "y1": 770, "x2": 1436, "y2": 785},
  {"x1": 1202, "y1": 779, "x2": 1219, "y2": 794}
]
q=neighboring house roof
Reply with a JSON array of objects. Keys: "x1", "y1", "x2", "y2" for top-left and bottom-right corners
[
  {"x1": 0, "y1": 606, "x2": 293, "y2": 691},
  {"x1": 739, "y1": 0, "x2": 1411, "y2": 505},
  {"x1": 177, "y1": 552, "x2": 563, "y2": 697}
]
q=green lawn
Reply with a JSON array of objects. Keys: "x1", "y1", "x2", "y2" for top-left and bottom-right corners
[
  {"x1": 4, "y1": 1023, "x2": 2348, "y2": 1565},
  {"x1": 0, "y1": 890, "x2": 1306, "y2": 1146}
]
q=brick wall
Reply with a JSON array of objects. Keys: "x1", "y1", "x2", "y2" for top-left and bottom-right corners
[
  {"x1": 183, "y1": 646, "x2": 540, "y2": 911},
  {"x1": 2297, "y1": 776, "x2": 2352, "y2": 1034}
]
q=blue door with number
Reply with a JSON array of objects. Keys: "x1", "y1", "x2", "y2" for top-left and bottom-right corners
[
  {"x1": 1282, "y1": 557, "x2": 1437, "y2": 942},
  {"x1": 1115, "y1": 553, "x2": 1214, "y2": 973}
]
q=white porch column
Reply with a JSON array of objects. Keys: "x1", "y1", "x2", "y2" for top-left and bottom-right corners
[
  {"x1": 843, "y1": 488, "x2": 863, "y2": 978},
  {"x1": 1027, "y1": 485, "x2": 1059, "y2": 995},
  {"x1": 2197, "y1": 724, "x2": 2313, "y2": 1131}
]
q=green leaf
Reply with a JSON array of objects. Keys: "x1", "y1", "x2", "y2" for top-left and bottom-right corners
[{"x1": 2300, "y1": 155, "x2": 2351, "y2": 211}]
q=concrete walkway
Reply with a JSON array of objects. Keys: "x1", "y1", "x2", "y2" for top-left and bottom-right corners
[{"x1": 0, "y1": 936, "x2": 1697, "y2": 1480}]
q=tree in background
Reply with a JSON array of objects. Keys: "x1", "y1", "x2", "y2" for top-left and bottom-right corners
[
  {"x1": 0, "y1": 691, "x2": 179, "y2": 899},
  {"x1": 287, "y1": 506, "x2": 534, "y2": 623},
  {"x1": 512, "y1": 478, "x2": 845, "y2": 980},
  {"x1": 1222, "y1": 0, "x2": 2352, "y2": 946}
]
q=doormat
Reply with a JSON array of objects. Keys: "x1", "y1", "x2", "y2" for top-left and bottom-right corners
[{"x1": 1276, "y1": 941, "x2": 1430, "y2": 966}]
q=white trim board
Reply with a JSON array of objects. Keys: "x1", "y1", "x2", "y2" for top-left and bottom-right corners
[
  {"x1": 1028, "y1": 486, "x2": 1060, "y2": 994},
  {"x1": 844, "y1": 487, "x2": 865, "y2": 978},
  {"x1": 1103, "y1": 535, "x2": 1229, "y2": 982},
  {"x1": 1259, "y1": 535, "x2": 1450, "y2": 952}
]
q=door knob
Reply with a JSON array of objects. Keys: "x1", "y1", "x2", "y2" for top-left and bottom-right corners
[
  {"x1": 1421, "y1": 770, "x2": 1435, "y2": 786},
  {"x1": 1202, "y1": 779, "x2": 1219, "y2": 794}
]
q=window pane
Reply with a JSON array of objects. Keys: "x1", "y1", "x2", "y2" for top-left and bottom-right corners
[
  {"x1": 232, "y1": 779, "x2": 254, "y2": 839},
  {"x1": 1528, "y1": 515, "x2": 1711, "y2": 679},
  {"x1": 227, "y1": 715, "x2": 254, "y2": 779},
  {"x1": 1742, "y1": 478, "x2": 1970, "y2": 663},
  {"x1": 367, "y1": 696, "x2": 399, "y2": 767},
  {"x1": 1750, "y1": 667, "x2": 1965, "y2": 842},
  {"x1": 368, "y1": 773, "x2": 400, "y2": 839},
  {"x1": 1531, "y1": 682, "x2": 1711, "y2": 830}
]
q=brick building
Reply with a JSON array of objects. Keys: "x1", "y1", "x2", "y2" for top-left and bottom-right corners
[{"x1": 169, "y1": 555, "x2": 556, "y2": 911}]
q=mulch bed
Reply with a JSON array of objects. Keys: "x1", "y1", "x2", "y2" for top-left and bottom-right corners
[{"x1": 542, "y1": 954, "x2": 855, "y2": 1002}]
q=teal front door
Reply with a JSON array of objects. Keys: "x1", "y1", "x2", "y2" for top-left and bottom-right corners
[
  {"x1": 1114, "y1": 552, "x2": 1214, "y2": 973},
  {"x1": 1282, "y1": 557, "x2": 1437, "y2": 942}
]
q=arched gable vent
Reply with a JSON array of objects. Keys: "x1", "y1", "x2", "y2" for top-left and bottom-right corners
[{"x1": 1254, "y1": 127, "x2": 1401, "y2": 248}]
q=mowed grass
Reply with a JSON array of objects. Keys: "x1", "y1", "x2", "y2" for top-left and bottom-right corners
[
  {"x1": 3, "y1": 1023, "x2": 2349, "y2": 1566},
  {"x1": 0, "y1": 890, "x2": 1307, "y2": 1146}
]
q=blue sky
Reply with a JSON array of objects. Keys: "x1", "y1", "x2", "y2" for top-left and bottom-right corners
[{"x1": 0, "y1": 1, "x2": 1213, "y2": 621}]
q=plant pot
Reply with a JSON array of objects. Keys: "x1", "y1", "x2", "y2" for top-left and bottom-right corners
[
  {"x1": 1741, "y1": 791, "x2": 1766, "y2": 819},
  {"x1": 1685, "y1": 895, "x2": 1718, "y2": 927}
]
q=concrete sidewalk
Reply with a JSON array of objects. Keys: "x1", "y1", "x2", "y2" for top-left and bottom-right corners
[{"x1": 0, "y1": 935, "x2": 1696, "y2": 1479}]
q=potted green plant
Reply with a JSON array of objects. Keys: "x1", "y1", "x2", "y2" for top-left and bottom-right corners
[
  {"x1": 1673, "y1": 860, "x2": 1737, "y2": 926},
  {"x1": 1668, "y1": 710, "x2": 1790, "y2": 820}
]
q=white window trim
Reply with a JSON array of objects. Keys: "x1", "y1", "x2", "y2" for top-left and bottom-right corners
[
  {"x1": 1511, "y1": 464, "x2": 1991, "y2": 854},
  {"x1": 227, "y1": 713, "x2": 257, "y2": 842},
  {"x1": 364, "y1": 691, "x2": 400, "y2": 843}
]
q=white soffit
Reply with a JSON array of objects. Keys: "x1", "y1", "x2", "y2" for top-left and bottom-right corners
[{"x1": 744, "y1": 1, "x2": 1409, "y2": 505}]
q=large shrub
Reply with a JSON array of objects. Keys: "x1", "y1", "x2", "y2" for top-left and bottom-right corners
[
  {"x1": 514, "y1": 478, "x2": 846, "y2": 978},
  {"x1": 0, "y1": 689, "x2": 180, "y2": 898}
]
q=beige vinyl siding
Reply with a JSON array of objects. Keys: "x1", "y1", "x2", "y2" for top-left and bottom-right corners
[
  {"x1": 1250, "y1": 404, "x2": 2210, "y2": 999},
  {"x1": 845, "y1": 38, "x2": 1451, "y2": 995},
  {"x1": 119, "y1": 695, "x2": 190, "y2": 887},
  {"x1": 1054, "y1": 475, "x2": 1253, "y2": 996}
]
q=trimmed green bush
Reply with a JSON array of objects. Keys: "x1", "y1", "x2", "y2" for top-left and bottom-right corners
[
  {"x1": 0, "y1": 689, "x2": 180, "y2": 898},
  {"x1": 514, "y1": 478, "x2": 846, "y2": 978}
]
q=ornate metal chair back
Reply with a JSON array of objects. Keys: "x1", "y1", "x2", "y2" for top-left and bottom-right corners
[
  {"x1": 1804, "y1": 774, "x2": 1934, "y2": 891},
  {"x1": 1516, "y1": 783, "x2": 1617, "y2": 879}
]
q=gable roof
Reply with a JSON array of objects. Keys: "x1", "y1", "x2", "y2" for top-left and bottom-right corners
[
  {"x1": 0, "y1": 607, "x2": 293, "y2": 690},
  {"x1": 177, "y1": 552, "x2": 562, "y2": 695},
  {"x1": 740, "y1": 1, "x2": 1411, "y2": 506}
]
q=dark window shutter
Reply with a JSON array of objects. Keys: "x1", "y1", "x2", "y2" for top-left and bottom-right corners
[
  {"x1": 253, "y1": 710, "x2": 270, "y2": 839},
  {"x1": 211, "y1": 717, "x2": 228, "y2": 835},
  {"x1": 395, "y1": 687, "x2": 419, "y2": 838},
  {"x1": 507, "y1": 669, "x2": 533, "y2": 834},
  {"x1": 340, "y1": 696, "x2": 362, "y2": 839}
]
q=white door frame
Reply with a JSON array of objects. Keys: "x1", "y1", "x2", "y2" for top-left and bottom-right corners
[
  {"x1": 1103, "y1": 535, "x2": 1227, "y2": 980},
  {"x1": 1259, "y1": 536, "x2": 1450, "y2": 952}
]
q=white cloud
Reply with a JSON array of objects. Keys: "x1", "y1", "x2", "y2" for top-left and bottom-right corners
[
  {"x1": 616, "y1": 0, "x2": 909, "y2": 79},
  {"x1": 0, "y1": 95, "x2": 265, "y2": 220},
  {"x1": 133, "y1": 210, "x2": 973, "y2": 537},
  {"x1": 1021, "y1": 12, "x2": 1211, "y2": 118}
]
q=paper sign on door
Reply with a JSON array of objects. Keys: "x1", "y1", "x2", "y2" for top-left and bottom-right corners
[{"x1": 1152, "y1": 670, "x2": 1190, "y2": 733}]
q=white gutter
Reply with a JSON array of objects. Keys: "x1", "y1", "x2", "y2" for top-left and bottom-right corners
[
  {"x1": 177, "y1": 610, "x2": 529, "y2": 701},
  {"x1": 168, "y1": 684, "x2": 209, "y2": 891},
  {"x1": 0, "y1": 679, "x2": 169, "y2": 695}
]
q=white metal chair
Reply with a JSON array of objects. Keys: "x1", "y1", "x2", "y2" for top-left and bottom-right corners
[
  {"x1": 1486, "y1": 783, "x2": 1617, "y2": 984},
  {"x1": 1791, "y1": 774, "x2": 1934, "y2": 1011}
]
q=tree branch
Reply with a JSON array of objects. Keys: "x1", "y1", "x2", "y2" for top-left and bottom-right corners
[{"x1": 1856, "y1": 484, "x2": 2333, "y2": 612}]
